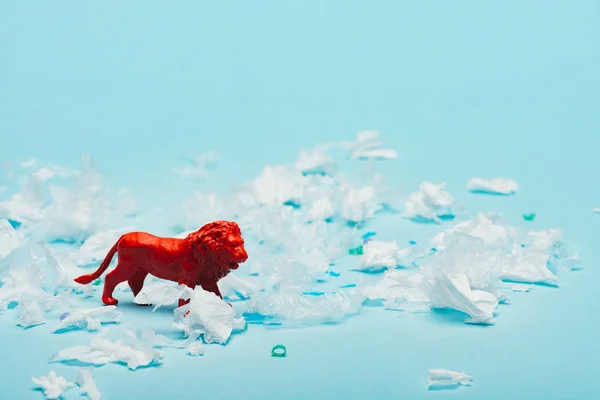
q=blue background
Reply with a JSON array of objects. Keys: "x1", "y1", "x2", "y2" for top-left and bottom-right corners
[{"x1": 1, "y1": 1, "x2": 599, "y2": 399}]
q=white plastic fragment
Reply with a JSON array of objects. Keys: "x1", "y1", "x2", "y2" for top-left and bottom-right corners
[
  {"x1": 424, "y1": 269, "x2": 497, "y2": 325},
  {"x1": 593, "y1": 207, "x2": 600, "y2": 213},
  {"x1": 295, "y1": 146, "x2": 334, "y2": 175},
  {"x1": 32, "y1": 371, "x2": 74, "y2": 399},
  {"x1": 173, "y1": 286, "x2": 246, "y2": 344},
  {"x1": 431, "y1": 213, "x2": 516, "y2": 249},
  {"x1": 76, "y1": 368, "x2": 101, "y2": 400},
  {"x1": 339, "y1": 185, "x2": 381, "y2": 222},
  {"x1": 401, "y1": 182, "x2": 455, "y2": 223},
  {"x1": 251, "y1": 166, "x2": 306, "y2": 206},
  {"x1": 134, "y1": 283, "x2": 188, "y2": 311},
  {"x1": 427, "y1": 368, "x2": 473, "y2": 390},
  {"x1": 359, "y1": 240, "x2": 403, "y2": 272},
  {"x1": 500, "y1": 247, "x2": 558, "y2": 286},
  {"x1": 307, "y1": 197, "x2": 335, "y2": 221},
  {"x1": 0, "y1": 219, "x2": 24, "y2": 258},
  {"x1": 187, "y1": 341, "x2": 205, "y2": 356},
  {"x1": 50, "y1": 329, "x2": 163, "y2": 370},
  {"x1": 73, "y1": 228, "x2": 130, "y2": 266},
  {"x1": 218, "y1": 273, "x2": 259, "y2": 301},
  {"x1": 0, "y1": 176, "x2": 46, "y2": 224},
  {"x1": 362, "y1": 270, "x2": 430, "y2": 312},
  {"x1": 344, "y1": 131, "x2": 398, "y2": 160},
  {"x1": 467, "y1": 177, "x2": 518, "y2": 195},
  {"x1": 51, "y1": 306, "x2": 121, "y2": 332},
  {"x1": 244, "y1": 288, "x2": 364, "y2": 326},
  {"x1": 17, "y1": 300, "x2": 46, "y2": 328}
]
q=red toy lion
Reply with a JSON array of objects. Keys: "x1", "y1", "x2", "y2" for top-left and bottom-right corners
[{"x1": 74, "y1": 220, "x2": 248, "y2": 307}]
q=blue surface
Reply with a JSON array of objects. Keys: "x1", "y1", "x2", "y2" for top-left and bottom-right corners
[{"x1": 1, "y1": 1, "x2": 600, "y2": 399}]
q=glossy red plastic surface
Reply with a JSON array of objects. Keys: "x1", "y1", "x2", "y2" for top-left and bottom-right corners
[{"x1": 74, "y1": 220, "x2": 248, "y2": 306}]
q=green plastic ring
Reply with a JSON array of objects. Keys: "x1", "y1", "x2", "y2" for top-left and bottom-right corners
[{"x1": 271, "y1": 344, "x2": 287, "y2": 357}]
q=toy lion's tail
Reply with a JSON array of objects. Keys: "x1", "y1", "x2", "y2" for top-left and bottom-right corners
[{"x1": 74, "y1": 238, "x2": 121, "y2": 285}]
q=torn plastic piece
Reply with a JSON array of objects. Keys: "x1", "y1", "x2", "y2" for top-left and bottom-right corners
[
  {"x1": 271, "y1": 344, "x2": 287, "y2": 357},
  {"x1": 523, "y1": 213, "x2": 536, "y2": 221},
  {"x1": 359, "y1": 240, "x2": 426, "y2": 272},
  {"x1": 32, "y1": 371, "x2": 74, "y2": 399},
  {"x1": 134, "y1": 283, "x2": 188, "y2": 311},
  {"x1": 427, "y1": 369, "x2": 473, "y2": 390},
  {"x1": 467, "y1": 177, "x2": 518, "y2": 195},
  {"x1": 76, "y1": 368, "x2": 101, "y2": 400},
  {"x1": 50, "y1": 329, "x2": 163, "y2": 370},
  {"x1": 344, "y1": 131, "x2": 398, "y2": 160},
  {"x1": 401, "y1": 182, "x2": 455, "y2": 223},
  {"x1": 244, "y1": 288, "x2": 364, "y2": 326},
  {"x1": 424, "y1": 269, "x2": 497, "y2": 325},
  {"x1": 340, "y1": 185, "x2": 381, "y2": 223},
  {"x1": 187, "y1": 341, "x2": 205, "y2": 356},
  {"x1": 173, "y1": 286, "x2": 246, "y2": 345},
  {"x1": 593, "y1": 208, "x2": 600, "y2": 213},
  {"x1": 51, "y1": 306, "x2": 121, "y2": 333},
  {"x1": 500, "y1": 247, "x2": 558, "y2": 286},
  {"x1": 362, "y1": 270, "x2": 430, "y2": 313},
  {"x1": 17, "y1": 300, "x2": 46, "y2": 328},
  {"x1": 362, "y1": 231, "x2": 376, "y2": 239},
  {"x1": 431, "y1": 213, "x2": 516, "y2": 250},
  {"x1": 295, "y1": 145, "x2": 334, "y2": 175},
  {"x1": 307, "y1": 197, "x2": 335, "y2": 221},
  {"x1": 218, "y1": 273, "x2": 259, "y2": 301},
  {"x1": 0, "y1": 219, "x2": 24, "y2": 258}
]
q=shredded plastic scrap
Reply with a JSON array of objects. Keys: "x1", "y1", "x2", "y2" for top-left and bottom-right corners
[
  {"x1": 173, "y1": 286, "x2": 247, "y2": 345},
  {"x1": 50, "y1": 329, "x2": 163, "y2": 370},
  {"x1": 427, "y1": 368, "x2": 473, "y2": 390},
  {"x1": 401, "y1": 182, "x2": 455, "y2": 223},
  {"x1": 32, "y1": 370, "x2": 74, "y2": 399},
  {"x1": 51, "y1": 306, "x2": 121, "y2": 333},
  {"x1": 467, "y1": 177, "x2": 518, "y2": 195},
  {"x1": 76, "y1": 368, "x2": 101, "y2": 400},
  {"x1": 343, "y1": 130, "x2": 398, "y2": 160}
]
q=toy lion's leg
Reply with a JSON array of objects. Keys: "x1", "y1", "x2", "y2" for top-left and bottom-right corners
[{"x1": 102, "y1": 263, "x2": 136, "y2": 306}]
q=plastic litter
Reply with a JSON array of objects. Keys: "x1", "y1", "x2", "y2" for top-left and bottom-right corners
[
  {"x1": 401, "y1": 182, "x2": 455, "y2": 223},
  {"x1": 173, "y1": 286, "x2": 247, "y2": 345},
  {"x1": 593, "y1": 208, "x2": 600, "y2": 213},
  {"x1": 218, "y1": 273, "x2": 259, "y2": 301},
  {"x1": 467, "y1": 177, "x2": 518, "y2": 195},
  {"x1": 271, "y1": 344, "x2": 287, "y2": 357},
  {"x1": 0, "y1": 219, "x2": 24, "y2": 258},
  {"x1": 295, "y1": 145, "x2": 334, "y2": 175},
  {"x1": 244, "y1": 288, "x2": 364, "y2": 326},
  {"x1": 134, "y1": 283, "x2": 188, "y2": 311},
  {"x1": 50, "y1": 329, "x2": 163, "y2": 370},
  {"x1": 51, "y1": 306, "x2": 121, "y2": 333},
  {"x1": 348, "y1": 245, "x2": 363, "y2": 255},
  {"x1": 339, "y1": 185, "x2": 381, "y2": 223},
  {"x1": 31, "y1": 371, "x2": 74, "y2": 399},
  {"x1": 427, "y1": 368, "x2": 473, "y2": 390},
  {"x1": 76, "y1": 368, "x2": 101, "y2": 400},
  {"x1": 523, "y1": 213, "x2": 536, "y2": 221},
  {"x1": 343, "y1": 131, "x2": 398, "y2": 160}
]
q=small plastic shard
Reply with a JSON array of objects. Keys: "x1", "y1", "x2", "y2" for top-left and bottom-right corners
[
  {"x1": 134, "y1": 283, "x2": 188, "y2": 311},
  {"x1": 251, "y1": 165, "x2": 306, "y2": 206},
  {"x1": 60, "y1": 312, "x2": 69, "y2": 321},
  {"x1": 401, "y1": 182, "x2": 455, "y2": 223},
  {"x1": 295, "y1": 146, "x2": 334, "y2": 175},
  {"x1": 0, "y1": 219, "x2": 24, "y2": 258},
  {"x1": 0, "y1": 176, "x2": 46, "y2": 225},
  {"x1": 244, "y1": 288, "x2": 364, "y2": 326},
  {"x1": 50, "y1": 329, "x2": 163, "y2": 370},
  {"x1": 359, "y1": 240, "x2": 401, "y2": 271},
  {"x1": 173, "y1": 287, "x2": 244, "y2": 344},
  {"x1": 339, "y1": 185, "x2": 381, "y2": 223},
  {"x1": 17, "y1": 300, "x2": 46, "y2": 328},
  {"x1": 511, "y1": 283, "x2": 534, "y2": 292},
  {"x1": 76, "y1": 368, "x2": 101, "y2": 400},
  {"x1": 593, "y1": 208, "x2": 600, "y2": 213},
  {"x1": 218, "y1": 273, "x2": 259, "y2": 301},
  {"x1": 500, "y1": 247, "x2": 558, "y2": 286},
  {"x1": 523, "y1": 213, "x2": 536, "y2": 221},
  {"x1": 467, "y1": 177, "x2": 518, "y2": 195},
  {"x1": 427, "y1": 368, "x2": 473, "y2": 390},
  {"x1": 344, "y1": 131, "x2": 398, "y2": 160},
  {"x1": 32, "y1": 371, "x2": 74, "y2": 399},
  {"x1": 362, "y1": 270, "x2": 430, "y2": 312},
  {"x1": 51, "y1": 306, "x2": 121, "y2": 333},
  {"x1": 187, "y1": 340, "x2": 205, "y2": 356},
  {"x1": 307, "y1": 197, "x2": 335, "y2": 221}
]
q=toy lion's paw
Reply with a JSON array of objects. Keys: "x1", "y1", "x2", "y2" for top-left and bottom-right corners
[{"x1": 102, "y1": 296, "x2": 119, "y2": 306}]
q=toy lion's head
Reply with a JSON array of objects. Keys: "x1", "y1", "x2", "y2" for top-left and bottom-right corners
[{"x1": 187, "y1": 220, "x2": 248, "y2": 274}]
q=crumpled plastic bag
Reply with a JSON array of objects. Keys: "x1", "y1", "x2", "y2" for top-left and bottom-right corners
[
  {"x1": 0, "y1": 219, "x2": 24, "y2": 259},
  {"x1": 358, "y1": 240, "x2": 427, "y2": 272},
  {"x1": 361, "y1": 270, "x2": 430, "y2": 312},
  {"x1": 134, "y1": 283, "x2": 188, "y2": 311}
]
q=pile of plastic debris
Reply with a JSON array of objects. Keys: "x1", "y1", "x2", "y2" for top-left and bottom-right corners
[{"x1": 0, "y1": 131, "x2": 582, "y2": 398}]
